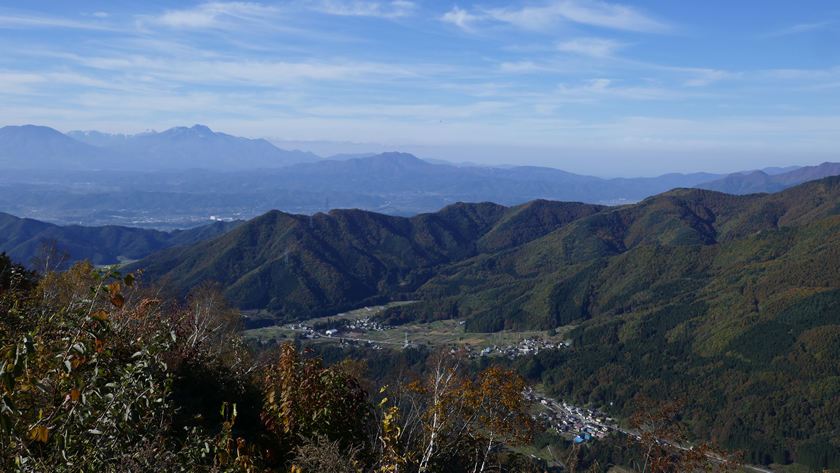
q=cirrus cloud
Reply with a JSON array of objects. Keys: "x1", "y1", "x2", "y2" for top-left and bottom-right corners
[
  {"x1": 556, "y1": 37, "x2": 626, "y2": 57},
  {"x1": 153, "y1": 2, "x2": 279, "y2": 28},
  {"x1": 313, "y1": 0, "x2": 416, "y2": 18},
  {"x1": 443, "y1": 0, "x2": 670, "y2": 33}
]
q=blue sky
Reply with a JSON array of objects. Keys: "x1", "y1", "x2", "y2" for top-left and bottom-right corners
[{"x1": 2, "y1": 1, "x2": 839, "y2": 176}]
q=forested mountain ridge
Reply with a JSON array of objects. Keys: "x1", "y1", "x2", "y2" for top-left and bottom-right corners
[
  {"x1": 504, "y1": 212, "x2": 840, "y2": 468},
  {"x1": 127, "y1": 176, "x2": 840, "y2": 322},
  {"x1": 127, "y1": 175, "x2": 840, "y2": 320},
  {"x1": 128, "y1": 200, "x2": 606, "y2": 316},
  {"x1": 0, "y1": 212, "x2": 242, "y2": 267}
]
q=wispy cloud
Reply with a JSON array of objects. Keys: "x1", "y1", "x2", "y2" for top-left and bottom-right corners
[
  {"x1": 0, "y1": 13, "x2": 113, "y2": 30},
  {"x1": 555, "y1": 78, "x2": 681, "y2": 100},
  {"x1": 62, "y1": 52, "x2": 422, "y2": 86},
  {"x1": 631, "y1": 63, "x2": 741, "y2": 87},
  {"x1": 0, "y1": 71, "x2": 46, "y2": 94},
  {"x1": 770, "y1": 21, "x2": 831, "y2": 37},
  {"x1": 760, "y1": 66, "x2": 840, "y2": 80},
  {"x1": 151, "y1": 0, "x2": 415, "y2": 29},
  {"x1": 313, "y1": 0, "x2": 416, "y2": 18},
  {"x1": 556, "y1": 37, "x2": 625, "y2": 57},
  {"x1": 499, "y1": 61, "x2": 546, "y2": 73},
  {"x1": 441, "y1": 6, "x2": 482, "y2": 30},
  {"x1": 681, "y1": 68, "x2": 739, "y2": 87},
  {"x1": 445, "y1": 0, "x2": 670, "y2": 33},
  {"x1": 303, "y1": 101, "x2": 512, "y2": 118},
  {"x1": 617, "y1": 115, "x2": 840, "y2": 138},
  {"x1": 0, "y1": 69, "x2": 151, "y2": 96},
  {"x1": 153, "y1": 2, "x2": 279, "y2": 28}
]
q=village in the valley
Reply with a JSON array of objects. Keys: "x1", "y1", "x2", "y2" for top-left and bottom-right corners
[
  {"x1": 525, "y1": 388, "x2": 620, "y2": 444},
  {"x1": 245, "y1": 303, "x2": 625, "y2": 447},
  {"x1": 259, "y1": 307, "x2": 573, "y2": 359}
]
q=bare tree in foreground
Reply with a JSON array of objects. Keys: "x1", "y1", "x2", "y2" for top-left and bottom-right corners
[{"x1": 30, "y1": 237, "x2": 70, "y2": 274}]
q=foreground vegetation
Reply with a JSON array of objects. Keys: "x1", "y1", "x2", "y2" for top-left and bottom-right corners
[
  {"x1": 1, "y1": 253, "x2": 754, "y2": 472},
  {"x1": 1, "y1": 256, "x2": 547, "y2": 472}
]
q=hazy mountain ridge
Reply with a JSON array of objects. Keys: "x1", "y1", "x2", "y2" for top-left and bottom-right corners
[
  {"x1": 0, "y1": 139, "x2": 732, "y2": 229},
  {"x1": 3, "y1": 123, "x2": 839, "y2": 232},
  {"x1": 695, "y1": 161, "x2": 840, "y2": 194},
  {"x1": 220, "y1": 152, "x2": 727, "y2": 206},
  {"x1": 104, "y1": 125, "x2": 322, "y2": 170},
  {"x1": 1, "y1": 124, "x2": 321, "y2": 171},
  {"x1": 0, "y1": 125, "x2": 125, "y2": 170},
  {"x1": 0, "y1": 212, "x2": 242, "y2": 267},
  {"x1": 67, "y1": 129, "x2": 158, "y2": 147}
]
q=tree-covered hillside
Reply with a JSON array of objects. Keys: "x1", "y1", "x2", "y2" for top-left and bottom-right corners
[
  {"x1": 125, "y1": 176, "x2": 840, "y2": 470},
  {"x1": 129, "y1": 200, "x2": 606, "y2": 319},
  {"x1": 131, "y1": 175, "x2": 840, "y2": 329},
  {"x1": 0, "y1": 212, "x2": 242, "y2": 267}
]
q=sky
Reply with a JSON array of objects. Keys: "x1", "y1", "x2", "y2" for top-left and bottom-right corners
[{"x1": 1, "y1": 1, "x2": 839, "y2": 177}]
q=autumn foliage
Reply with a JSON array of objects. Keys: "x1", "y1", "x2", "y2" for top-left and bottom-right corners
[
  {"x1": 627, "y1": 397, "x2": 743, "y2": 473},
  {"x1": 374, "y1": 349, "x2": 538, "y2": 472},
  {"x1": 1, "y1": 258, "x2": 541, "y2": 472}
]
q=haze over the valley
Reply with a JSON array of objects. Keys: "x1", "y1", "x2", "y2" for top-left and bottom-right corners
[{"x1": 4, "y1": 122, "x2": 840, "y2": 231}]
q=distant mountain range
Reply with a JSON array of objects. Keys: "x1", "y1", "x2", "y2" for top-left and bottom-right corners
[
  {"x1": 1, "y1": 124, "x2": 320, "y2": 171},
  {"x1": 695, "y1": 162, "x2": 840, "y2": 194},
  {"x1": 2, "y1": 123, "x2": 840, "y2": 229},
  {"x1": 421, "y1": 158, "x2": 517, "y2": 168},
  {"x1": 66, "y1": 129, "x2": 158, "y2": 147},
  {"x1": 323, "y1": 152, "x2": 378, "y2": 161},
  {"x1": 0, "y1": 150, "x2": 734, "y2": 229}
]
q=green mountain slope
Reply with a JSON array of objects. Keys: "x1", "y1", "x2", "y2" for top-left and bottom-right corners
[
  {"x1": 126, "y1": 176, "x2": 840, "y2": 323},
  {"x1": 126, "y1": 177, "x2": 840, "y2": 469},
  {"x1": 128, "y1": 200, "x2": 606, "y2": 317},
  {"x1": 130, "y1": 176, "x2": 840, "y2": 325},
  {"x1": 505, "y1": 217, "x2": 840, "y2": 468}
]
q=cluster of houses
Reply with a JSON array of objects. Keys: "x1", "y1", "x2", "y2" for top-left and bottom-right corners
[
  {"x1": 286, "y1": 322, "x2": 319, "y2": 339},
  {"x1": 324, "y1": 307, "x2": 393, "y2": 337},
  {"x1": 288, "y1": 312, "x2": 394, "y2": 340},
  {"x1": 477, "y1": 337, "x2": 571, "y2": 359},
  {"x1": 323, "y1": 312, "x2": 391, "y2": 336},
  {"x1": 524, "y1": 389, "x2": 615, "y2": 443}
]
